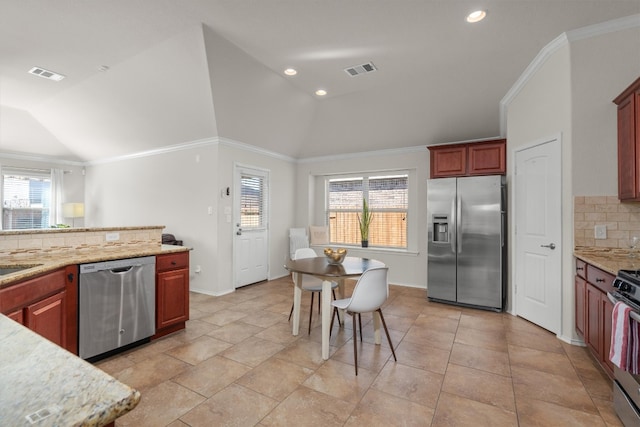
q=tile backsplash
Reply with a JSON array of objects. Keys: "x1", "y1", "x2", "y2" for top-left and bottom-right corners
[{"x1": 574, "y1": 196, "x2": 640, "y2": 248}]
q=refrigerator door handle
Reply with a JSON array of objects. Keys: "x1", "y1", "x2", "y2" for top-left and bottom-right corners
[
  {"x1": 450, "y1": 198, "x2": 456, "y2": 254},
  {"x1": 501, "y1": 212, "x2": 505, "y2": 247},
  {"x1": 456, "y1": 195, "x2": 462, "y2": 254}
]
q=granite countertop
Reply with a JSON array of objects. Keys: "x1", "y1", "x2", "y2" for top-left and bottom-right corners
[
  {"x1": 0, "y1": 244, "x2": 189, "y2": 289},
  {"x1": 574, "y1": 246, "x2": 640, "y2": 275},
  {"x1": 0, "y1": 315, "x2": 140, "y2": 426}
]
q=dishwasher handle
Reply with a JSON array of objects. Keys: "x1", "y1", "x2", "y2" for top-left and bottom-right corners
[{"x1": 110, "y1": 266, "x2": 134, "y2": 274}]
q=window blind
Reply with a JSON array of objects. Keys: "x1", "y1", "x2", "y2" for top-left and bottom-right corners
[
  {"x1": 240, "y1": 174, "x2": 265, "y2": 229},
  {"x1": 2, "y1": 168, "x2": 51, "y2": 230},
  {"x1": 327, "y1": 173, "x2": 408, "y2": 248}
]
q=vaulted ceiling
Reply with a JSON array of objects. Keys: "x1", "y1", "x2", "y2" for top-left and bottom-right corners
[{"x1": 1, "y1": 1, "x2": 639, "y2": 162}]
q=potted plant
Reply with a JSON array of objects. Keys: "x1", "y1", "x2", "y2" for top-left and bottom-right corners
[{"x1": 357, "y1": 197, "x2": 373, "y2": 247}]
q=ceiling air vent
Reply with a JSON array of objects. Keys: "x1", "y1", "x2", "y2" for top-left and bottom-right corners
[
  {"x1": 28, "y1": 67, "x2": 65, "y2": 81},
  {"x1": 344, "y1": 62, "x2": 377, "y2": 77}
]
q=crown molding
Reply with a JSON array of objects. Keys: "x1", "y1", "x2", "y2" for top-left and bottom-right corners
[
  {"x1": 297, "y1": 144, "x2": 426, "y2": 164},
  {"x1": 499, "y1": 13, "x2": 640, "y2": 136},
  {"x1": 0, "y1": 151, "x2": 85, "y2": 166},
  {"x1": 85, "y1": 137, "x2": 218, "y2": 165},
  {"x1": 216, "y1": 137, "x2": 296, "y2": 162}
]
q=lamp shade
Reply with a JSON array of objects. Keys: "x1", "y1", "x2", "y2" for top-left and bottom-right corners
[{"x1": 63, "y1": 202, "x2": 85, "y2": 218}]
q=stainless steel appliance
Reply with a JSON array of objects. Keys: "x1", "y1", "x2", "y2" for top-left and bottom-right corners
[
  {"x1": 427, "y1": 175, "x2": 506, "y2": 311},
  {"x1": 79, "y1": 256, "x2": 156, "y2": 360},
  {"x1": 609, "y1": 269, "x2": 640, "y2": 426}
]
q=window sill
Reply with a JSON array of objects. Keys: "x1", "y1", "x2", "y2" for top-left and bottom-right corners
[{"x1": 310, "y1": 244, "x2": 419, "y2": 256}]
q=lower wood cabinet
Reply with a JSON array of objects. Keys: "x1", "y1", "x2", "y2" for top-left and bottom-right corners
[
  {"x1": 25, "y1": 291, "x2": 66, "y2": 347},
  {"x1": 0, "y1": 267, "x2": 76, "y2": 353},
  {"x1": 575, "y1": 275, "x2": 586, "y2": 337},
  {"x1": 575, "y1": 259, "x2": 615, "y2": 378},
  {"x1": 155, "y1": 252, "x2": 190, "y2": 338}
]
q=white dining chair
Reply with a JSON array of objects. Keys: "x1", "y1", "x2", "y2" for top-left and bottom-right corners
[
  {"x1": 329, "y1": 266, "x2": 397, "y2": 375},
  {"x1": 288, "y1": 247, "x2": 339, "y2": 334}
]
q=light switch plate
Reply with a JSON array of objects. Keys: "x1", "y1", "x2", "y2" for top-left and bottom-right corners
[{"x1": 594, "y1": 225, "x2": 607, "y2": 240}]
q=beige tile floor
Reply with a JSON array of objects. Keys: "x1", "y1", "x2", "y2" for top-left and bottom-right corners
[{"x1": 96, "y1": 276, "x2": 623, "y2": 426}]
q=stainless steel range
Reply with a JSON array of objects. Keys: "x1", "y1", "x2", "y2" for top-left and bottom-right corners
[{"x1": 609, "y1": 269, "x2": 640, "y2": 426}]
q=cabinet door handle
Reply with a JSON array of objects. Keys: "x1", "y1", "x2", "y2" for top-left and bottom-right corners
[
  {"x1": 171, "y1": 261, "x2": 177, "y2": 265},
  {"x1": 596, "y1": 278, "x2": 605, "y2": 283},
  {"x1": 67, "y1": 273, "x2": 74, "y2": 283}
]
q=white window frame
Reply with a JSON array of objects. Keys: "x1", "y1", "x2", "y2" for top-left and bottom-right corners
[{"x1": 325, "y1": 170, "x2": 409, "y2": 249}]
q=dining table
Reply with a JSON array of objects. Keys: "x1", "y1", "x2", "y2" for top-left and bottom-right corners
[{"x1": 284, "y1": 255, "x2": 386, "y2": 360}]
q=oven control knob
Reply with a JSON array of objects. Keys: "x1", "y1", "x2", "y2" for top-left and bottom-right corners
[
  {"x1": 619, "y1": 282, "x2": 631, "y2": 293},
  {"x1": 613, "y1": 279, "x2": 622, "y2": 289}
]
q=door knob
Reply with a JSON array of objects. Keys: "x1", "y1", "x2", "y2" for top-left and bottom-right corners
[
  {"x1": 236, "y1": 228, "x2": 242, "y2": 236},
  {"x1": 541, "y1": 243, "x2": 556, "y2": 250}
]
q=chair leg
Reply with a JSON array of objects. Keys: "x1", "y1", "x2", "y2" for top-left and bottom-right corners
[
  {"x1": 331, "y1": 289, "x2": 342, "y2": 326},
  {"x1": 308, "y1": 292, "x2": 315, "y2": 335},
  {"x1": 288, "y1": 303, "x2": 294, "y2": 322},
  {"x1": 317, "y1": 291, "x2": 321, "y2": 314},
  {"x1": 329, "y1": 307, "x2": 337, "y2": 337},
  {"x1": 352, "y1": 312, "x2": 358, "y2": 376},
  {"x1": 377, "y1": 309, "x2": 397, "y2": 361},
  {"x1": 358, "y1": 313, "x2": 363, "y2": 342}
]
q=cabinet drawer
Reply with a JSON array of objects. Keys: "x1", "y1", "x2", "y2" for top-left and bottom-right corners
[
  {"x1": 586, "y1": 265, "x2": 615, "y2": 292},
  {"x1": 575, "y1": 259, "x2": 587, "y2": 279},
  {"x1": 0, "y1": 269, "x2": 66, "y2": 314},
  {"x1": 156, "y1": 252, "x2": 189, "y2": 271}
]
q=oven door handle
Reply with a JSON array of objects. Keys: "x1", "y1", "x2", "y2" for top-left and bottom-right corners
[{"x1": 608, "y1": 292, "x2": 640, "y2": 322}]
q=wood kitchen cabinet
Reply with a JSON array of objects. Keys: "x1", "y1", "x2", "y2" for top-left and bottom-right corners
[
  {"x1": 0, "y1": 267, "x2": 76, "y2": 352},
  {"x1": 155, "y1": 252, "x2": 190, "y2": 338},
  {"x1": 574, "y1": 259, "x2": 587, "y2": 338},
  {"x1": 614, "y1": 76, "x2": 640, "y2": 201},
  {"x1": 574, "y1": 259, "x2": 616, "y2": 378},
  {"x1": 428, "y1": 139, "x2": 506, "y2": 178}
]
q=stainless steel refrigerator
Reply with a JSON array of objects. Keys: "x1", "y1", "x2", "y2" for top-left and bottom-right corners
[{"x1": 427, "y1": 175, "x2": 506, "y2": 311}]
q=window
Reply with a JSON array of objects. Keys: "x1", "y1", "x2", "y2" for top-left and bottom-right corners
[
  {"x1": 239, "y1": 173, "x2": 266, "y2": 229},
  {"x1": 327, "y1": 173, "x2": 408, "y2": 248},
  {"x1": 2, "y1": 168, "x2": 51, "y2": 230}
]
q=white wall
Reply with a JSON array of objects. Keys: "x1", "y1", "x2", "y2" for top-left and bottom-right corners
[
  {"x1": 506, "y1": 42, "x2": 573, "y2": 340},
  {"x1": 85, "y1": 144, "x2": 220, "y2": 294},
  {"x1": 216, "y1": 142, "x2": 297, "y2": 290},
  {"x1": 570, "y1": 26, "x2": 640, "y2": 195},
  {"x1": 84, "y1": 139, "x2": 297, "y2": 296},
  {"x1": 295, "y1": 148, "x2": 430, "y2": 288}
]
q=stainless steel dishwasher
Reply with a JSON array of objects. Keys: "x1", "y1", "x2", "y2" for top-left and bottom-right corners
[{"x1": 79, "y1": 256, "x2": 156, "y2": 360}]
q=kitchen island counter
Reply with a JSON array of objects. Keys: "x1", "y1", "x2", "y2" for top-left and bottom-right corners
[
  {"x1": 0, "y1": 314, "x2": 140, "y2": 426},
  {"x1": 0, "y1": 244, "x2": 189, "y2": 289}
]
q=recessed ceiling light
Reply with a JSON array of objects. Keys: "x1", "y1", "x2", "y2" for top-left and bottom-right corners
[
  {"x1": 284, "y1": 68, "x2": 297, "y2": 76},
  {"x1": 466, "y1": 10, "x2": 487, "y2": 23},
  {"x1": 315, "y1": 89, "x2": 327, "y2": 96}
]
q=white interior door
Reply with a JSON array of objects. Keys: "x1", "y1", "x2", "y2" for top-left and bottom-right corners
[
  {"x1": 234, "y1": 165, "x2": 269, "y2": 288},
  {"x1": 514, "y1": 137, "x2": 562, "y2": 334}
]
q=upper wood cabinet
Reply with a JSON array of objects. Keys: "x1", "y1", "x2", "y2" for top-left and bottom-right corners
[
  {"x1": 614, "y1": 76, "x2": 640, "y2": 201},
  {"x1": 428, "y1": 139, "x2": 506, "y2": 178}
]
